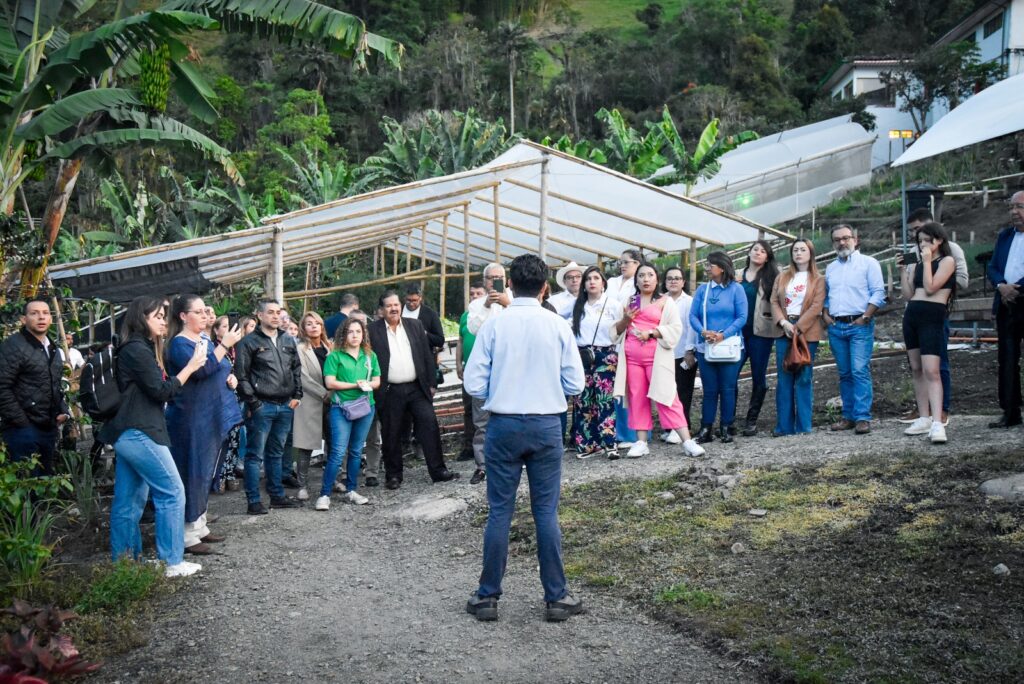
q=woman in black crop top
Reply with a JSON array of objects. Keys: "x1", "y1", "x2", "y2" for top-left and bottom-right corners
[{"x1": 899, "y1": 221, "x2": 957, "y2": 444}]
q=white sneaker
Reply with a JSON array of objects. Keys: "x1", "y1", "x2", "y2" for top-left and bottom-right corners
[
  {"x1": 616, "y1": 441, "x2": 635, "y2": 450},
  {"x1": 315, "y1": 495, "x2": 331, "y2": 511},
  {"x1": 663, "y1": 431, "x2": 682, "y2": 445},
  {"x1": 903, "y1": 416, "x2": 932, "y2": 436},
  {"x1": 165, "y1": 561, "x2": 202, "y2": 578},
  {"x1": 659, "y1": 431, "x2": 672, "y2": 443},
  {"x1": 297, "y1": 488, "x2": 309, "y2": 501},
  {"x1": 682, "y1": 439, "x2": 706, "y2": 457},
  {"x1": 929, "y1": 422, "x2": 947, "y2": 444},
  {"x1": 343, "y1": 490, "x2": 369, "y2": 505},
  {"x1": 626, "y1": 441, "x2": 650, "y2": 458}
]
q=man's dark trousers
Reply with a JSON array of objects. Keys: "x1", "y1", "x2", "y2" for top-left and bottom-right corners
[
  {"x1": 996, "y1": 300, "x2": 1024, "y2": 421},
  {"x1": 2, "y1": 424, "x2": 58, "y2": 475},
  {"x1": 477, "y1": 413, "x2": 566, "y2": 604},
  {"x1": 378, "y1": 382, "x2": 446, "y2": 482}
]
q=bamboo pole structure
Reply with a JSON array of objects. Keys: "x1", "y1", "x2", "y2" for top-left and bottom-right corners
[
  {"x1": 406, "y1": 239, "x2": 412, "y2": 273},
  {"x1": 439, "y1": 215, "x2": 449, "y2": 320},
  {"x1": 688, "y1": 240, "x2": 698, "y2": 293},
  {"x1": 465, "y1": 209, "x2": 617, "y2": 259},
  {"x1": 372, "y1": 245, "x2": 378, "y2": 277},
  {"x1": 462, "y1": 203, "x2": 471, "y2": 304},
  {"x1": 420, "y1": 224, "x2": 427, "y2": 270},
  {"x1": 284, "y1": 266, "x2": 437, "y2": 299},
  {"x1": 271, "y1": 224, "x2": 284, "y2": 304},
  {"x1": 538, "y1": 152, "x2": 550, "y2": 260},
  {"x1": 392, "y1": 241, "x2": 399, "y2": 276},
  {"x1": 492, "y1": 185, "x2": 501, "y2": 263}
]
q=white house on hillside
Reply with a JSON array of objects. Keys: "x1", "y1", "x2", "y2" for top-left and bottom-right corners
[{"x1": 935, "y1": 0, "x2": 1024, "y2": 78}]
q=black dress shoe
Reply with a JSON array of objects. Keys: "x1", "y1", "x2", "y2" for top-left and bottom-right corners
[
  {"x1": 385, "y1": 478, "x2": 401, "y2": 490},
  {"x1": 466, "y1": 593, "x2": 498, "y2": 621},
  {"x1": 470, "y1": 469, "x2": 486, "y2": 485},
  {"x1": 741, "y1": 422, "x2": 757, "y2": 437},
  {"x1": 718, "y1": 425, "x2": 734, "y2": 444},
  {"x1": 269, "y1": 496, "x2": 300, "y2": 508},
  {"x1": 695, "y1": 425, "x2": 715, "y2": 444},
  {"x1": 989, "y1": 414, "x2": 1023, "y2": 428},
  {"x1": 432, "y1": 470, "x2": 460, "y2": 483},
  {"x1": 365, "y1": 476, "x2": 379, "y2": 487},
  {"x1": 456, "y1": 450, "x2": 475, "y2": 462},
  {"x1": 281, "y1": 476, "x2": 300, "y2": 489},
  {"x1": 247, "y1": 502, "x2": 268, "y2": 515}
]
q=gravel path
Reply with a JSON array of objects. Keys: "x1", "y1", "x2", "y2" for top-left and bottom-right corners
[{"x1": 95, "y1": 414, "x2": 1021, "y2": 684}]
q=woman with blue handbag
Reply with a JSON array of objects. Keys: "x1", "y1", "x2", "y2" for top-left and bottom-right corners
[
  {"x1": 689, "y1": 252, "x2": 748, "y2": 444},
  {"x1": 318, "y1": 318, "x2": 380, "y2": 510}
]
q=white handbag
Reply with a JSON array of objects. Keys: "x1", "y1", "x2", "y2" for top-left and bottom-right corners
[{"x1": 702, "y1": 283, "x2": 743, "y2": 363}]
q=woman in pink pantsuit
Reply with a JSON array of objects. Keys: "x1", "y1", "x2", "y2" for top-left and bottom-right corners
[{"x1": 611, "y1": 262, "x2": 705, "y2": 459}]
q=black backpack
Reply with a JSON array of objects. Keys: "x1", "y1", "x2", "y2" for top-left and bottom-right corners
[{"x1": 78, "y1": 345, "x2": 121, "y2": 421}]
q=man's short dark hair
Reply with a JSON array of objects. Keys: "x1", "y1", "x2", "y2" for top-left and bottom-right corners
[
  {"x1": 404, "y1": 283, "x2": 422, "y2": 296},
  {"x1": 256, "y1": 298, "x2": 279, "y2": 313},
  {"x1": 378, "y1": 290, "x2": 400, "y2": 308},
  {"x1": 508, "y1": 254, "x2": 548, "y2": 298},
  {"x1": 23, "y1": 297, "x2": 49, "y2": 315},
  {"x1": 339, "y1": 293, "x2": 358, "y2": 310},
  {"x1": 470, "y1": 279, "x2": 485, "y2": 289},
  {"x1": 907, "y1": 208, "x2": 933, "y2": 224},
  {"x1": 831, "y1": 223, "x2": 854, "y2": 237}
]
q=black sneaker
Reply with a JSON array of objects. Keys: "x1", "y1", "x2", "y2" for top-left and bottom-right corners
[
  {"x1": 365, "y1": 476, "x2": 379, "y2": 487},
  {"x1": 269, "y1": 496, "x2": 300, "y2": 509},
  {"x1": 466, "y1": 593, "x2": 498, "y2": 621},
  {"x1": 247, "y1": 501, "x2": 269, "y2": 515},
  {"x1": 470, "y1": 469, "x2": 486, "y2": 485},
  {"x1": 545, "y1": 593, "x2": 585, "y2": 622},
  {"x1": 282, "y1": 475, "x2": 301, "y2": 489},
  {"x1": 385, "y1": 478, "x2": 401, "y2": 490},
  {"x1": 456, "y1": 450, "x2": 474, "y2": 462}
]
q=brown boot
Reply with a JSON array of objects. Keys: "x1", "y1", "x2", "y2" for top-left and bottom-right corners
[{"x1": 830, "y1": 418, "x2": 856, "y2": 431}]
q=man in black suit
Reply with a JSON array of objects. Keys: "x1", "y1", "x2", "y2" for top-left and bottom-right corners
[
  {"x1": 988, "y1": 190, "x2": 1024, "y2": 428},
  {"x1": 402, "y1": 284, "x2": 445, "y2": 352},
  {"x1": 369, "y1": 291, "x2": 459, "y2": 489}
]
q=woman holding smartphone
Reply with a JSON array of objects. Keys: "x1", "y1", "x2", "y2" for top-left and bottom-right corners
[
  {"x1": 689, "y1": 252, "x2": 748, "y2": 444},
  {"x1": 318, "y1": 318, "x2": 381, "y2": 510},
  {"x1": 611, "y1": 262, "x2": 705, "y2": 458},
  {"x1": 103, "y1": 295, "x2": 210, "y2": 577}
]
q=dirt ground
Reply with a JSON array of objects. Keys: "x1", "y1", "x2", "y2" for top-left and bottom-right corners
[{"x1": 82, "y1": 343, "x2": 1023, "y2": 684}]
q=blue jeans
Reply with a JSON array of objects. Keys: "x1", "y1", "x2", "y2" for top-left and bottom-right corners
[
  {"x1": 828, "y1": 320, "x2": 875, "y2": 422},
  {"x1": 110, "y1": 429, "x2": 186, "y2": 565},
  {"x1": 740, "y1": 331, "x2": 775, "y2": 394},
  {"x1": 775, "y1": 338, "x2": 819, "y2": 434},
  {"x1": 478, "y1": 414, "x2": 567, "y2": 603},
  {"x1": 243, "y1": 402, "x2": 294, "y2": 503},
  {"x1": 696, "y1": 353, "x2": 742, "y2": 426},
  {"x1": 1, "y1": 423, "x2": 58, "y2": 475},
  {"x1": 614, "y1": 399, "x2": 637, "y2": 442},
  {"x1": 325, "y1": 405, "x2": 375, "y2": 495}
]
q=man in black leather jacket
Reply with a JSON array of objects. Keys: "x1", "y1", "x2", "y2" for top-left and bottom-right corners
[
  {"x1": 0, "y1": 299, "x2": 70, "y2": 474},
  {"x1": 233, "y1": 299, "x2": 303, "y2": 514}
]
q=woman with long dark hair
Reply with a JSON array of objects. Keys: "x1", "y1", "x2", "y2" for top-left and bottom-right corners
[
  {"x1": 165, "y1": 294, "x2": 242, "y2": 555},
  {"x1": 900, "y1": 221, "x2": 957, "y2": 444},
  {"x1": 737, "y1": 239, "x2": 781, "y2": 436},
  {"x1": 102, "y1": 296, "x2": 209, "y2": 577},
  {"x1": 770, "y1": 239, "x2": 825, "y2": 435},
  {"x1": 570, "y1": 266, "x2": 623, "y2": 458},
  {"x1": 690, "y1": 251, "x2": 748, "y2": 443},
  {"x1": 611, "y1": 262, "x2": 705, "y2": 458},
  {"x1": 318, "y1": 317, "x2": 381, "y2": 509}
]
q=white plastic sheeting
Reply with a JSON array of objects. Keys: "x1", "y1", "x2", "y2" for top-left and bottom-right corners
[
  {"x1": 891, "y1": 73, "x2": 1024, "y2": 167},
  {"x1": 659, "y1": 116, "x2": 875, "y2": 226},
  {"x1": 50, "y1": 141, "x2": 786, "y2": 293}
]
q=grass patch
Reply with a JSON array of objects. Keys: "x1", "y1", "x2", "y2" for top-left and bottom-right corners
[
  {"x1": 75, "y1": 558, "x2": 164, "y2": 614},
  {"x1": 534, "y1": 449, "x2": 1024, "y2": 682}
]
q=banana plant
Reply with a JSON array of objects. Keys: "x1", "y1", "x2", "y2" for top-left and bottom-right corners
[
  {"x1": 277, "y1": 144, "x2": 363, "y2": 208},
  {"x1": 594, "y1": 107, "x2": 665, "y2": 179},
  {"x1": 539, "y1": 134, "x2": 608, "y2": 164},
  {"x1": 1, "y1": 0, "x2": 404, "y2": 297},
  {"x1": 648, "y1": 106, "x2": 759, "y2": 194}
]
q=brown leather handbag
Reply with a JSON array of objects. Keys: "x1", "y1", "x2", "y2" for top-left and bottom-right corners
[{"x1": 783, "y1": 331, "x2": 812, "y2": 374}]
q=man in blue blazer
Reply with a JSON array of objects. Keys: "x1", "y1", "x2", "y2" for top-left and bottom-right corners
[{"x1": 987, "y1": 190, "x2": 1024, "y2": 428}]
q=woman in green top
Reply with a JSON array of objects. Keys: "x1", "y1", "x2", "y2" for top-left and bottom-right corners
[{"x1": 317, "y1": 318, "x2": 381, "y2": 510}]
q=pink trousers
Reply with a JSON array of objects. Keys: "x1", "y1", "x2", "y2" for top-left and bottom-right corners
[{"x1": 626, "y1": 361, "x2": 688, "y2": 431}]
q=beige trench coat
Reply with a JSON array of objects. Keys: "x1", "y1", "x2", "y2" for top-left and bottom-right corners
[
  {"x1": 292, "y1": 342, "x2": 329, "y2": 451},
  {"x1": 610, "y1": 297, "x2": 682, "y2": 408}
]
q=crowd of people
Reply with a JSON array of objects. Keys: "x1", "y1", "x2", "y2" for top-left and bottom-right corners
[{"x1": 0, "y1": 193, "x2": 1022, "y2": 594}]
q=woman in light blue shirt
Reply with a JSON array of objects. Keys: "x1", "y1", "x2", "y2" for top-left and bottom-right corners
[{"x1": 689, "y1": 252, "x2": 748, "y2": 444}]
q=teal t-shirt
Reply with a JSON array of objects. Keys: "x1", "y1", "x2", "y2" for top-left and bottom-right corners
[
  {"x1": 459, "y1": 310, "x2": 477, "y2": 361},
  {"x1": 323, "y1": 348, "x2": 380, "y2": 405}
]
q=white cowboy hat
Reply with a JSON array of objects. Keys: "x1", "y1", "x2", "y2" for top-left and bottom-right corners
[{"x1": 554, "y1": 262, "x2": 584, "y2": 291}]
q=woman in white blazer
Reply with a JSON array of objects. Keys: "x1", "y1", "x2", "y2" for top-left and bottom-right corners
[{"x1": 609, "y1": 262, "x2": 706, "y2": 459}]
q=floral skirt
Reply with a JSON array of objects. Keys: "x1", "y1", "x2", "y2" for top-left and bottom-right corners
[
  {"x1": 212, "y1": 423, "x2": 243, "y2": 490},
  {"x1": 571, "y1": 345, "x2": 618, "y2": 455}
]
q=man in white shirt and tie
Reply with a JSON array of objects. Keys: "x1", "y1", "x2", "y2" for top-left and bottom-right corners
[{"x1": 464, "y1": 254, "x2": 586, "y2": 623}]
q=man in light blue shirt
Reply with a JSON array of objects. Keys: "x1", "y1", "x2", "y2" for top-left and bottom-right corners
[
  {"x1": 463, "y1": 254, "x2": 586, "y2": 623},
  {"x1": 823, "y1": 224, "x2": 886, "y2": 433}
]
